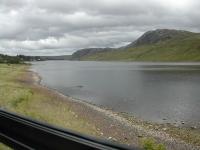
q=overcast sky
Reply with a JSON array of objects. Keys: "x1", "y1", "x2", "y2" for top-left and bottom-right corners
[{"x1": 0, "y1": 0, "x2": 200, "y2": 56}]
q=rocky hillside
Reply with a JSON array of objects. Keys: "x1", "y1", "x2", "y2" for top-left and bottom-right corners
[
  {"x1": 126, "y1": 29, "x2": 195, "y2": 48},
  {"x1": 71, "y1": 29, "x2": 200, "y2": 61}
]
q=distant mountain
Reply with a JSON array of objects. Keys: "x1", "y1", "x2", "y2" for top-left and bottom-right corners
[
  {"x1": 71, "y1": 48, "x2": 114, "y2": 60},
  {"x1": 39, "y1": 55, "x2": 71, "y2": 61},
  {"x1": 72, "y1": 29, "x2": 200, "y2": 61}
]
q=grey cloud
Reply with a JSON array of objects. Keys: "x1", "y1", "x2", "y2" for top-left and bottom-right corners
[
  {"x1": 0, "y1": 0, "x2": 200, "y2": 55},
  {"x1": 0, "y1": 0, "x2": 27, "y2": 9}
]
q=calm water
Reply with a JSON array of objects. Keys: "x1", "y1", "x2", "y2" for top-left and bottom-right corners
[{"x1": 31, "y1": 61, "x2": 200, "y2": 126}]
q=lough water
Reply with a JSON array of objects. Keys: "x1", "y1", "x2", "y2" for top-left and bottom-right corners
[{"x1": 31, "y1": 61, "x2": 200, "y2": 126}]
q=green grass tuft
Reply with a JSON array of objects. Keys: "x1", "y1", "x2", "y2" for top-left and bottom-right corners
[{"x1": 141, "y1": 138, "x2": 166, "y2": 150}]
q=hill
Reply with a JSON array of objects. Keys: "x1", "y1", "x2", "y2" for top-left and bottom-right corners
[
  {"x1": 71, "y1": 29, "x2": 200, "y2": 61},
  {"x1": 126, "y1": 29, "x2": 195, "y2": 48},
  {"x1": 71, "y1": 48, "x2": 114, "y2": 60}
]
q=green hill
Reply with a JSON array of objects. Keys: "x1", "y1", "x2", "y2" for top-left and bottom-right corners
[{"x1": 73, "y1": 29, "x2": 200, "y2": 61}]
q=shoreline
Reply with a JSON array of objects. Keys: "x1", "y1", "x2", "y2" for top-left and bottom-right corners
[{"x1": 29, "y1": 68, "x2": 200, "y2": 150}]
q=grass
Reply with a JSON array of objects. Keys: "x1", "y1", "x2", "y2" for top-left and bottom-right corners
[
  {"x1": 0, "y1": 64, "x2": 99, "y2": 137},
  {"x1": 81, "y1": 34, "x2": 200, "y2": 61},
  {"x1": 0, "y1": 143, "x2": 12, "y2": 150}
]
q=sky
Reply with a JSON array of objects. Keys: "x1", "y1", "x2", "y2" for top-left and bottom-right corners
[{"x1": 0, "y1": 0, "x2": 200, "y2": 56}]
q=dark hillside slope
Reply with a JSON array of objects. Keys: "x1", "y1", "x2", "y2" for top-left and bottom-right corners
[{"x1": 71, "y1": 48, "x2": 114, "y2": 60}]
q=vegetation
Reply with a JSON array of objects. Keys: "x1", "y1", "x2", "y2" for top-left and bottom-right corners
[
  {"x1": 0, "y1": 54, "x2": 22, "y2": 64},
  {"x1": 0, "y1": 54, "x2": 70, "y2": 63},
  {"x1": 141, "y1": 138, "x2": 166, "y2": 150}
]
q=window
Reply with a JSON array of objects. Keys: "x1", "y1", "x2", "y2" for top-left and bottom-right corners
[{"x1": 0, "y1": 1, "x2": 199, "y2": 150}]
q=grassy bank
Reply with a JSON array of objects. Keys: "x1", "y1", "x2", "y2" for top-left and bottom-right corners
[{"x1": 0, "y1": 64, "x2": 98, "y2": 135}]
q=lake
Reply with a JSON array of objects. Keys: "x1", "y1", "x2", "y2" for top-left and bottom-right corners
[{"x1": 31, "y1": 61, "x2": 200, "y2": 126}]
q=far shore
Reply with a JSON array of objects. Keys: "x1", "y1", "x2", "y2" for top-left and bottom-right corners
[{"x1": 29, "y1": 64, "x2": 199, "y2": 150}]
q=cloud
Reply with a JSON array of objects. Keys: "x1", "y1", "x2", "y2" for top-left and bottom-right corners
[{"x1": 0, "y1": 0, "x2": 199, "y2": 55}]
